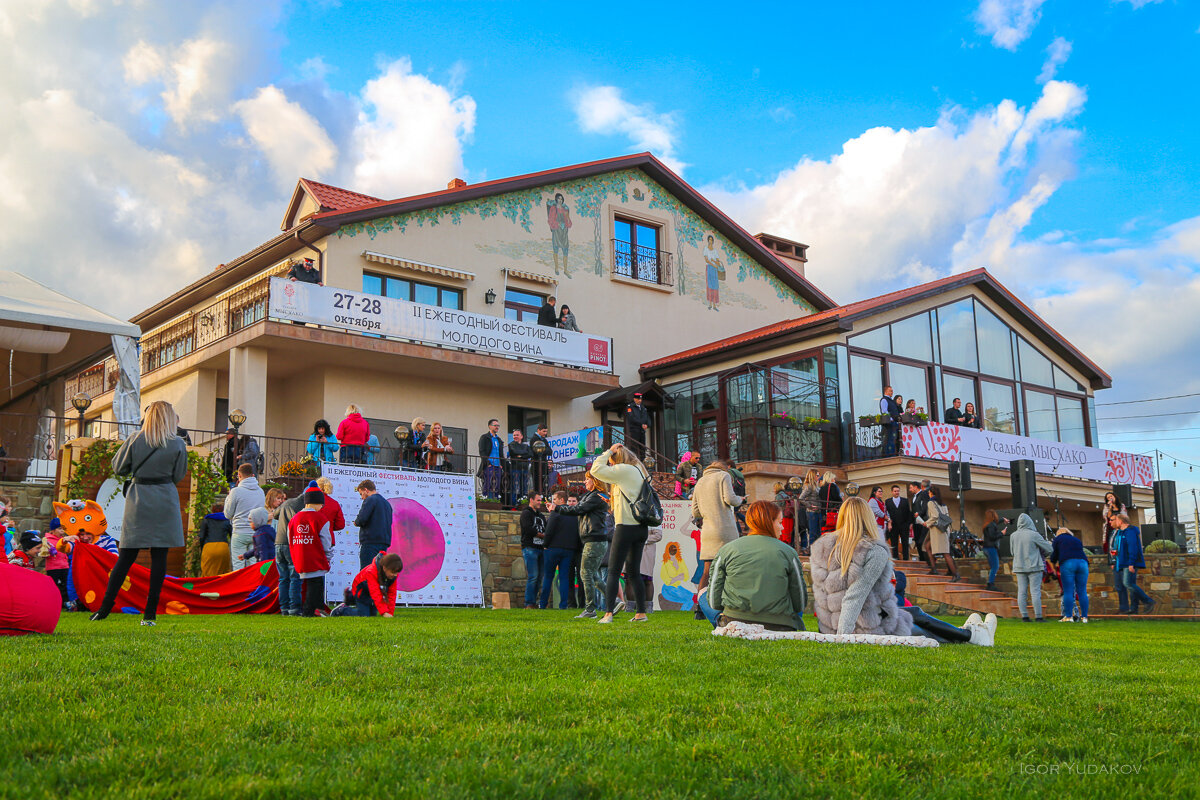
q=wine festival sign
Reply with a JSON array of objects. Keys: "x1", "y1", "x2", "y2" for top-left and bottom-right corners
[{"x1": 268, "y1": 277, "x2": 613, "y2": 371}]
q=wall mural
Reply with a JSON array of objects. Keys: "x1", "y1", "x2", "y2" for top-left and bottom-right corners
[{"x1": 335, "y1": 169, "x2": 816, "y2": 313}]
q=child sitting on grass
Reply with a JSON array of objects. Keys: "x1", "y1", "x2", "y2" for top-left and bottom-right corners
[
  {"x1": 7, "y1": 531, "x2": 44, "y2": 570},
  {"x1": 248, "y1": 507, "x2": 275, "y2": 565},
  {"x1": 331, "y1": 552, "x2": 404, "y2": 617},
  {"x1": 288, "y1": 484, "x2": 334, "y2": 617}
]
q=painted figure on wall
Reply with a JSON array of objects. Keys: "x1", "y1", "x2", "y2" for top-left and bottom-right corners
[
  {"x1": 546, "y1": 192, "x2": 573, "y2": 275},
  {"x1": 702, "y1": 234, "x2": 725, "y2": 311}
]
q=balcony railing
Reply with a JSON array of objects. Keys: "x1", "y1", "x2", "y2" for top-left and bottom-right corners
[{"x1": 612, "y1": 239, "x2": 674, "y2": 287}]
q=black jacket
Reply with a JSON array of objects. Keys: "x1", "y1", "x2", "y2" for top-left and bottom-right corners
[
  {"x1": 882, "y1": 395, "x2": 902, "y2": 424},
  {"x1": 885, "y1": 496, "x2": 912, "y2": 531},
  {"x1": 554, "y1": 491, "x2": 609, "y2": 542},
  {"x1": 507, "y1": 441, "x2": 532, "y2": 466},
  {"x1": 477, "y1": 433, "x2": 504, "y2": 477},
  {"x1": 625, "y1": 402, "x2": 651, "y2": 430},
  {"x1": 945, "y1": 407, "x2": 965, "y2": 425},
  {"x1": 529, "y1": 432, "x2": 551, "y2": 463},
  {"x1": 983, "y1": 521, "x2": 1005, "y2": 548},
  {"x1": 911, "y1": 490, "x2": 930, "y2": 531},
  {"x1": 537, "y1": 303, "x2": 558, "y2": 327},
  {"x1": 543, "y1": 510, "x2": 581, "y2": 550},
  {"x1": 519, "y1": 506, "x2": 546, "y2": 548},
  {"x1": 198, "y1": 513, "x2": 231, "y2": 546}
]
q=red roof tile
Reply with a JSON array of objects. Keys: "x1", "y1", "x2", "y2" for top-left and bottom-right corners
[
  {"x1": 640, "y1": 268, "x2": 1111, "y2": 388},
  {"x1": 299, "y1": 178, "x2": 381, "y2": 212}
]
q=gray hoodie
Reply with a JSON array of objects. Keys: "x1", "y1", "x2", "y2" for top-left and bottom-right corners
[
  {"x1": 1009, "y1": 513, "x2": 1052, "y2": 574},
  {"x1": 223, "y1": 476, "x2": 266, "y2": 540}
]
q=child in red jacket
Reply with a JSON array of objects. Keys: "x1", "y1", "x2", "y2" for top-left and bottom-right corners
[
  {"x1": 332, "y1": 552, "x2": 404, "y2": 617},
  {"x1": 288, "y1": 484, "x2": 333, "y2": 617}
]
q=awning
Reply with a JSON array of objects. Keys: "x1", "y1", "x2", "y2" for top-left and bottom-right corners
[
  {"x1": 504, "y1": 268, "x2": 557, "y2": 286},
  {"x1": 362, "y1": 251, "x2": 476, "y2": 281},
  {"x1": 592, "y1": 380, "x2": 673, "y2": 410}
]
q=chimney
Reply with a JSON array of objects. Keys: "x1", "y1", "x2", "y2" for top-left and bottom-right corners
[
  {"x1": 448, "y1": 178, "x2": 466, "y2": 190},
  {"x1": 753, "y1": 233, "x2": 808, "y2": 277}
]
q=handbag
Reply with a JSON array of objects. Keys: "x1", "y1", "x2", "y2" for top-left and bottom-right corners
[
  {"x1": 631, "y1": 474, "x2": 664, "y2": 527},
  {"x1": 935, "y1": 503, "x2": 952, "y2": 531},
  {"x1": 121, "y1": 449, "x2": 156, "y2": 498},
  {"x1": 822, "y1": 485, "x2": 839, "y2": 531}
]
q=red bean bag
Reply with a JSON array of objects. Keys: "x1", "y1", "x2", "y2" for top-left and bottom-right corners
[{"x1": 0, "y1": 563, "x2": 62, "y2": 636}]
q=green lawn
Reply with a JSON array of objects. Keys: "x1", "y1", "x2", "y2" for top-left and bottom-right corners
[{"x1": 2, "y1": 610, "x2": 1196, "y2": 799}]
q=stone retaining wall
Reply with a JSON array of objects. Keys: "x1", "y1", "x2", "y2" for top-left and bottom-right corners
[
  {"x1": 0, "y1": 481, "x2": 56, "y2": 533},
  {"x1": 477, "y1": 507, "x2": 525, "y2": 606}
]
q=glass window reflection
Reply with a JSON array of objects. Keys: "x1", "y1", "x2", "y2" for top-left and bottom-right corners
[
  {"x1": 938, "y1": 300, "x2": 978, "y2": 372},
  {"x1": 848, "y1": 326, "x2": 891, "y2": 354},
  {"x1": 1024, "y1": 389, "x2": 1057, "y2": 440},
  {"x1": 1057, "y1": 396, "x2": 1085, "y2": 445},
  {"x1": 850, "y1": 355, "x2": 884, "y2": 418},
  {"x1": 1018, "y1": 338, "x2": 1053, "y2": 387},
  {"x1": 942, "y1": 373, "x2": 977, "y2": 419},
  {"x1": 974, "y1": 302, "x2": 1014, "y2": 379},
  {"x1": 980, "y1": 380, "x2": 1016, "y2": 434},
  {"x1": 890, "y1": 313, "x2": 932, "y2": 362}
]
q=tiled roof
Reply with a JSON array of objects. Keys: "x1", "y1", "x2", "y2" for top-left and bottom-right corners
[
  {"x1": 299, "y1": 178, "x2": 381, "y2": 212},
  {"x1": 640, "y1": 268, "x2": 1112, "y2": 388}
]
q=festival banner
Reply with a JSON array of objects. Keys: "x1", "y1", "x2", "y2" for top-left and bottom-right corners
[
  {"x1": 71, "y1": 542, "x2": 279, "y2": 615},
  {"x1": 645, "y1": 500, "x2": 702, "y2": 612},
  {"x1": 901, "y1": 422, "x2": 1154, "y2": 486},
  {"x1": 320, "y1": 463, "x2": 484, "y2": 606},
  {"x1": 268, "y1": 277, "x2": 613, "y2": 371}
]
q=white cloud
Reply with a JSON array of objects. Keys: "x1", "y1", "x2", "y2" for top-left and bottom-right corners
[
  {"x1": 975, "y1": 0, "x2": 1047, "y2": 50},
  {"x1": 1037, "y1": 36, "x2": 1072, "y2": 83},
  {"x1": 350, "y1": 58, "x2": 477, "y2": 198},
  {"x1": 571, "y1": 85, "x2": 686, "y2": 174},
  {"x1": 234, "y1": 86, "x2": 337, "y2": 191},
  {"x1": 706, "y1": 80, "x2": 1086, "y2": 300}
]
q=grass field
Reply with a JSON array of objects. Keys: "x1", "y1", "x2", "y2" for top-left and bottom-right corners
[{"x1": 3, "y1": 610, "x2": 1197, "y2": 799}]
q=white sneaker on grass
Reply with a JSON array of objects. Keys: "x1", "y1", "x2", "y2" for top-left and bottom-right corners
[
  {"x1": 597, "y1": 615, "x2": 613, "y2": 624},
  {"x1": 612, "y1": 600, "x2": 626, "y2": 614},
  {"x1": 1059, "y1": 617, "x2": 1074, "y2": 623},
  {"x1": 985, "y1": 613, "x2": 998, "y2": 637},
  {"x1": 1080, "y1": 617, "x2": 1089, "y2": 624},
  {"x1": 966, "y1": 623, "x2": 994, "y2": 647},
  {"x1": 575, "y1": 611, "x2": 596, "y2": 619},
  {"x1": 965, "y1": 613, "x2": 983, "y2": 628}
]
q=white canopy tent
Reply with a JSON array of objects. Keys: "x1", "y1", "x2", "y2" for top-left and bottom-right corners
[{"x1": 0, "y1": 271, "x2": 141, "y2": 479}]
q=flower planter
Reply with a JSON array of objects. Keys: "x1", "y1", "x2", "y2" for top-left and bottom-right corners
[
  {"x1": 900, "y1": 414, "x2": 929, "y2": 427},
  {"x1": 858, "y1": 416, "x2": 883, "y2": 428},
  {"x1": 803, "y1": 421, "x2": 838, "y2": 433},
  {"x1": 769, "y1": 417, "x2": 797, "y2": 429}
]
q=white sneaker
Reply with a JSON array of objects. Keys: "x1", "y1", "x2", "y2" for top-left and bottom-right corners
[
  {"x1": 1059, "y1": 617, "x2": 1073, "y2": 623},
  {"x1": 965, "y1": 613, "x2": 983, "y2": 628},
  {"x1": 612, "y1": 600, "x2": 626, "y2": 614},
  {"x1": 984, "y1": 613, "x2": 998, "y2": 637},
  {"x1": 574, "y1": 611, "x2": 596, "y2": 619},
  {"x1": 1080, "y1": 617, "x2": 1088, "y2": 624},
  {"x1": 597, "y1": 615, "x2": 612, "y2": 624},
  {"x1": 967, "y1": 623, "x2": 994, "y2": 647}
]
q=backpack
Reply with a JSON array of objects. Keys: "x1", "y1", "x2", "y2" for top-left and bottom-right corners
[
  {"x1": 935, "y1": 503, "x2": 952, "y2": 531},
  {"x1": 630, "y1": 473, "x2": 664, "y2": 527}
]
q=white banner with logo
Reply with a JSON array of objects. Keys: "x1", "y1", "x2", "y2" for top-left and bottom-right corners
[
  {"x1": 901, "y1": 422, "x2": 1154, "y2": 486},
  {"x1": 268, "y1": 277, "x2": 613, "y2": 371},
  {"x1": 319, "y1": 463, "x2": 484, "y2": 606}
]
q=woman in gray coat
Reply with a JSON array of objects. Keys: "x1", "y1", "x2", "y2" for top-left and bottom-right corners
[
  {"x1": 1009, "y1": 513, "x2": 1053, "y2": 622},
  {"x1": 91, "y1": 400, "x2": 188, "y2": 625}
]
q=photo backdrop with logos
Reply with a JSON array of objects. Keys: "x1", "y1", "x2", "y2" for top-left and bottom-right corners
[
  {"x1": 646, "y1": 500, "x2": 702, "y2": 612},
  {"x1": 320, "y1": 463, "x2": 484, "y2": 606}
]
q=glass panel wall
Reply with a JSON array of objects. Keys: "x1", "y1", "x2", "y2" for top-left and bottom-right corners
[
  {"x1": 848, "y1": 326, "x2": 891, "y2": 353},
  {"x1": 1024, "y1": 389, "x2": 1058, "y2": 440},
  {"x1": 937, "y1": 300, "x2": 978, "y2": 372},
  {"x1": 942, "y1": 372, "x2": 977, "y2": 415},
  {"x1": 980, "y1": 380, "x2": 1017, "y2": 434},
  {"x1": 772, "y1": 357, "x2": 822, "y2": 420}
]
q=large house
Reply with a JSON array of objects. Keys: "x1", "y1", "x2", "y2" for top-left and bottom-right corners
[{"x1": 66, "y1": 153, "x2": 1158, "y2": 543}]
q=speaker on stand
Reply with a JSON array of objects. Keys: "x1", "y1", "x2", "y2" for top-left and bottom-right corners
[
  {"x1": 1010, "y1": 459, "x2": 1037, "y2": 513},
  {"x1": 1112, "y1": 483, "x2": 1134, "y2": 512},
  {"x1": 948, "y1": 461, "x2": 972, "y2": 538}
]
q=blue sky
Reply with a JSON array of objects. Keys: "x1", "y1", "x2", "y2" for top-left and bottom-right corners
[{"x1": 1, "y1": 0, "x2": 1198, "y2": 515}]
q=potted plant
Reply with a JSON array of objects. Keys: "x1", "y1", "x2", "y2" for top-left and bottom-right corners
[
  {"x1": 858, "y1": 414, "x2": 887, "y2": 428},
  {"x1": 769, "y1": 412, "x2": 798, "y2": 429},
  {"x1": 801, "y1": 416, "x2": 836, "y2": 432},
  {"x1": 900, "y1": 411, "x2": 929, "y2": 426}
]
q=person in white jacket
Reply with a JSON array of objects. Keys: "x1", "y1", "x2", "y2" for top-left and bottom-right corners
[
  {"x1": 589, "y1": 443, "x2": 651, "y2": 624},
  {"x1": 223, "y1": 464, "x2": 265, "y2": 568}
]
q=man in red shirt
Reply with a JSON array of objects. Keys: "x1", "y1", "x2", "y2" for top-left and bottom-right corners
[{"x1": 288, "y1": 484, "x2": 333, "y2": 617}]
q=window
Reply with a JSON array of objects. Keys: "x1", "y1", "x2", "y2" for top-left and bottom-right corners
[
  {"x1": 850, "y1": 354, "x2": 884, "y2": 419},
  {"x1": 942, "y1": 373, "x2": 977, "y2": 420},
  {"x1": 890, "y1": 313, "x2": 933, "y2": 362},
  {"x1": 847, "y1": 326, "x2": 891, "y2": 354},
  {"x1": 1056, "y1": 396, "x2": 1086, "y2": 446},
  {"x1": 937, "y1": 300, "x2": 978, "y2": 372},
  {"x1": 1017, "y1": 338, "x2": 1053, "y2": 387},
  {"x1": 613, "y1": 217, "x2": 666, "y2": 284},
  {"x1": 503, "y1": 288, "x2": 544, "y2": 323},
  {"x1": 980, "y1": 380, "x2": 1017, "y2": 434},
  {"x1": 974, "y1": 302, "x2": 1014, "y2": 379},
  {"x1": 362, "y1": 271, "x2": 462, "y2": 309},
  {"x1": 887, "y1": 362, "x2": 930, "y2": 414},
  {"x1": 1054, "y1": 365, "x2": 1083, "y2": 393},
  {"x1": 1024, "y1": 389, "x2": 1058, "y2": 440},
  {"x1": 508, "y1": 406, "x2": 548, "y2": 441}
]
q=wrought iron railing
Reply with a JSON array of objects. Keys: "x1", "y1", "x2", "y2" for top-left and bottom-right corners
[{"x1": 612, "y1": 239, "x2": 674, "y2": 286}]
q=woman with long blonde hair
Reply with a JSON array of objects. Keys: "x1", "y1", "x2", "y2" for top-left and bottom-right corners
[
  {"x1": 590, "y1": 442, "x2": 651, "y2": 623},
  {"x1": 808, "y1": 497, "x2": 996, "y2": 645},
  {"x1": 797, "y1": 468, "x2": 822, "y2": 554},
  {"x1": 91, "y1": 401, "x2": 189, "y2": 625}
]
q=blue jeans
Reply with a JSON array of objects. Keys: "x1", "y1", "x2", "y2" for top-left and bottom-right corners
[
  {"x1": 331, "y1": 597, "x2": 376, "y2": 616},
  {"x1": 540, "y1": 547, "x2": 575, "y2": 609},
  {"x1": 1060, "y1": 558, "x2": 1089, "y2": 618},
  {"x1": 1113, "y1": 565, "x2": 1130, "y2": 612},
  {"x1": 983, "y1": 547, "x2": 1000, "y2": 584},
  {"x1": 806, "y1": 511, "x2": 823, "y2": 545},
  {"x1": 360, "y1": 543, "x2": 387, "y2": 570},
  {"x1": 342, "y1": 444, "x2": 363, "y2": 464},
  {"x1": 275, "y1": 546, "x2": 301, "y2": 613},
  {"x1": 698, "y1": 591, "x2": 721, "y2": 628},
  {"x1": 522, "y1": 547, "x2": 543, "y2": 607},
  {"x1": 1122, "y1": 568, "x2": 1154, "y2": 611}
]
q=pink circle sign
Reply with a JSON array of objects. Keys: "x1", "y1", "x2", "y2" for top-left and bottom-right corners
[{"x1": 386, "y1": 497, "x2": 446, "y2": 592}]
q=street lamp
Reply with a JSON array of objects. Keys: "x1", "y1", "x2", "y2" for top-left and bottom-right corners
[
  {"x1": 71, "y1": 392, "x2": 92, "y2": 437},
  {"x1": 228, "y1": 408, "x2": 246, "y2": 473},
  {"x1": 484, "y1": 288, "x2": 496, "y2": 305},
  {"x1": 395, "y1": 425, "x2": 410, "y2": 467}
]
